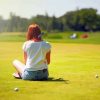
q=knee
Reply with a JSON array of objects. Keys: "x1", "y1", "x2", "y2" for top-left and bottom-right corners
[{"x1": 12, "y1": 59, "x2": 19, "y2": 66}]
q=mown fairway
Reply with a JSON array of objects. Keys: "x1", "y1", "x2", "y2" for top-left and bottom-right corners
[{"x1": 0, "y1": 41, "x2": 100, "y2": 100}]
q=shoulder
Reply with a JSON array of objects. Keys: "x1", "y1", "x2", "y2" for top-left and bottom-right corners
[
  {"x1": 23, "y1": 40, "x2": 34, "y2": 46},
  {"x1": 22, "y1": 41, "x2": 33, "y2": 51},
  {"x1": 42, "y1": 41, "x2": 51, "y2": 51},
  {"x1": 42, "y1": 41, "x2": 51, "y2": 47}
]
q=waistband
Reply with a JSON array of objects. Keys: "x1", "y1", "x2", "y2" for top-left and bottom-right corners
[{"x1": 24, "y1": 68, "x2": 47, "y2": 72}]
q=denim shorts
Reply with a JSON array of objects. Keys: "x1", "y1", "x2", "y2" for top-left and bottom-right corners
[{"x1": 21, "y1": 69, "x2": 48, "y2": 80}]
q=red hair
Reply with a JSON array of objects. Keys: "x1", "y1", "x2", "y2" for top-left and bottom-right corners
[{"x1": 26, "y1": 24, "x2": 41, "y2": 40}]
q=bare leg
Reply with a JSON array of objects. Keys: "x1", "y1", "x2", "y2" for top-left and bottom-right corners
[{"x1": 12, "y1": 59, "x2": 26, "y2": 74}]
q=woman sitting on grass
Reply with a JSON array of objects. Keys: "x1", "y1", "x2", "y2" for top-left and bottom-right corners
[{"x1": 12, "y1": 24, "x2": 51, "y2": 80}]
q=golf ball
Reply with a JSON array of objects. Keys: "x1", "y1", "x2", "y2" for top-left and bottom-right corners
[
  {"x1": 14, "y1": 88, "x2": 19, "y2": 91},
  {"x1": 95, "y1": 74, "x2": 99, "y2": 78}
]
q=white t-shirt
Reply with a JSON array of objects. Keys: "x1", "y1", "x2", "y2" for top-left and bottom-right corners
[{"x1": 22, "y1": 40, "x2": 51, "y2": 71}]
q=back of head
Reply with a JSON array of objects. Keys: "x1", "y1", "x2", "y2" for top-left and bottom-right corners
[{"x1": 26, "y1": 24, "x2": 41, "y2": 40}]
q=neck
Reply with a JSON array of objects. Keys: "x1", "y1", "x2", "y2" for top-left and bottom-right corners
[{"x1": 32, "y1": 38, "x2": 42, "y2": 42}]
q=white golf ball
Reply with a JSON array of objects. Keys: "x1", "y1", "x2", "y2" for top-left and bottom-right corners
[
  {"x1": 95, "y1": 74, "x2": 99, "y2": 78},
  {"x1": 14, "y1": 88, "x2": 19, "y2": 91}
]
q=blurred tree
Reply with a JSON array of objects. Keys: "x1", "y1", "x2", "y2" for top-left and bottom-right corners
[
  {"x1": 60, "y1": 8, "x2": 99, "y2": 31},
  {"x1": 0, "y1": 16, "x2": 4, "y2": 32},
  {"x1": 78, "y1": 8, "x2": 97, "y2": 31},
  {"x1": 8, "y1": 12, "x2": 28, "y2": 32},
  {"x1": 0, "y1": 8, "x2": 100, "y2": 32}
]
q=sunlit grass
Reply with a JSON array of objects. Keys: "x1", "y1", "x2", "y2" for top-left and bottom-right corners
[{"x1": 0, "y1": 42, "x2": 100, "y2": 100}]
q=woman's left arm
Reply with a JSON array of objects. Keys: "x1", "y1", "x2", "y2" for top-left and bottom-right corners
[{"x1": 24, "y1": 51, "x2": 27, "y2": 64}]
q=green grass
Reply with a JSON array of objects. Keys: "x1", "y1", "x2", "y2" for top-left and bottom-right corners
[
  {"x1": 0, "y1": 32, "x2": 100, "y2": 44},
  {"x1": 0, "y1": 32, "x2": 100, "y2": 100},
  {"x1": 43, "y1": 32, "x2": 100, "y2": 44},
  {"x1": 0, "y1": 32, "x2": 25, "y2": 42},
  {"x1": 0, "y1": 42, "x2": 100, "y2": 100}
]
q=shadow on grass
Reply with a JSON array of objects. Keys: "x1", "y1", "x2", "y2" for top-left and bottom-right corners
[
  {"x1": 13, "y1": 76, "x2": 69, "y2": 84},
  {"x1": 42, "y1": 77, "x2": 69, "y2": 84}
]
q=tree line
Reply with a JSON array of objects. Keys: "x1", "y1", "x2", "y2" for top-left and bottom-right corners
[{"x1": 0, "y1": 8, "x2": 100, "y2": 32}]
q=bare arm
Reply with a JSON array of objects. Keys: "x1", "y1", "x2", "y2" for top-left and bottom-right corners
[
  {"x1": 46, "y1": 51, "x2": 51, "y2": 65},
  {"x1": 24, "y1": 51, "x2": 27, "y2": 64}
]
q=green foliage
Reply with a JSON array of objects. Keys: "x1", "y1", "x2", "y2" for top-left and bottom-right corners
[
  {"x1": 61, "y1": 8, "x2": 98, "y2": 31},
  {"x1": 0, "y1": 8, "x2": 100, "y2": 32},
  {"x1": 0, "y1": 13, "x2": 29, "y2": 32}
]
